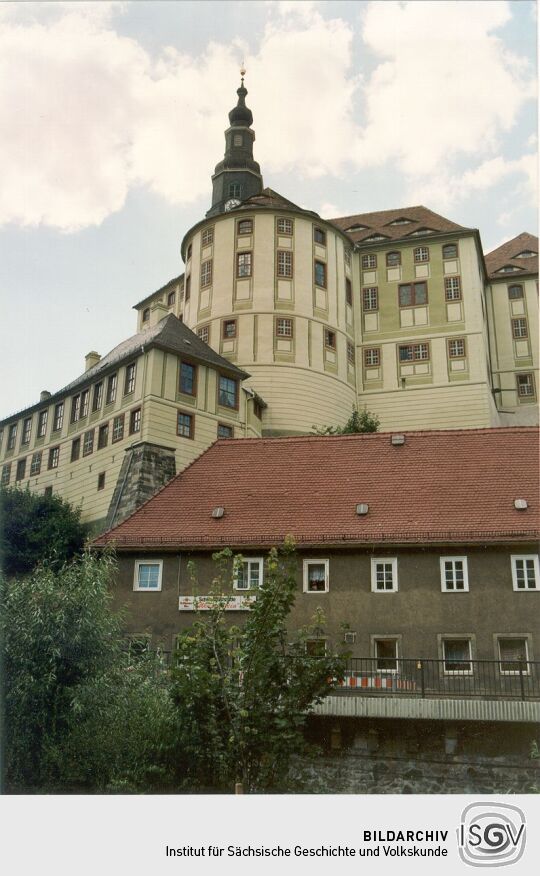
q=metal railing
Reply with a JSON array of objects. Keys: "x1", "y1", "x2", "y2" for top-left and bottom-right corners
[{"x1": 336, "y1": 658, "x2": 540, "y2": 702}]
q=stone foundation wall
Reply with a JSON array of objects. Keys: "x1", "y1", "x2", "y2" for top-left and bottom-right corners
[{"x1": 105, "y1": 442, "x2": 176, "y2": 530}]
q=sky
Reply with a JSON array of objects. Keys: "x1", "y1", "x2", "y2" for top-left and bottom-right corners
[{"x1": 0, "y1": 0, "x2": 537, "y2": 420}]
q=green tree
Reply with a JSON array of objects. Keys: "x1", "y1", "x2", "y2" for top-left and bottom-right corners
[
  {"x1": 0, "y1": 486, "x2": 87, "y2": 577},
  {"x1": 1, "y1": 551, "x2": 178, "y2": 792},
  {"x1": 171, "y1": 539, "x2": 346, "y2": 792},
  {"x1": 312, "y1": 405, "x2": 380, "y2": 436}
]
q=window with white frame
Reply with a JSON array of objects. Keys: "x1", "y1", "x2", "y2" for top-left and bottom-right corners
[
  {"x1": 442, "y1": 638, "x2": 472, "y2": 673},
  {"x1": 275, "y1": 317, "x2": 293, "y2": 338},
  {"x1": 277, "y1": 250, "x2": 293, "y2": 278},
  {"x1": 362, "y1": 254, "x2": 377, "y2": 270},
  {"x1": 303, "y1": 559, "x2": 329, "y2": 593},
  {"x1": 517, "y1": 373, "x2": 535, "y2": 398},
  {"x1": 440, "y1": 557, "x2": 469, "y2": 591},
  {"x1": 374, "y1": 638, "x2": 398, "y2": 672},
  {"x1": 364, "y1": 347, "x2": 380, "y2": 367},
  {"x1": 234, "y1": 557, "x2": 264, "y2": 590},
  {"x1": 497, "y1": 637, "x2": 530, "y2": 674},
  {"x1": 362, "y1": 287, "x2": 378, "y2": 311},
  {"x1": 371, "y1": 558, "x2": 398, "y2": 592},
  {"x1": 448, "y1": 338, "x2": 466, "y2": 359},
  {"x1": 511, "y1": 555, "x2": 539, "y2": 590},
  {"x1": 414, "y1": 246, "x2": 429, "y2": 263},
  {"x1": 445, "y1": 276, "x2": 462, "y2": 301},
  {"x1": 133, "y1": 560, "x2": 163, "y2": 591},
  {"x1": 277, "y1": 217, "x2": 293, "y2": 235}
]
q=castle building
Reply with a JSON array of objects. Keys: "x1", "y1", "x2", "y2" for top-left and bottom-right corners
[{"x1": 1, "y1": 78, "x2": 537, "y2": 527}]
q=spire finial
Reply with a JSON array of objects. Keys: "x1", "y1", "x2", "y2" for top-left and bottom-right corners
[{"x1": 240, "y1": 62, "x2": 246, "y2": 87}]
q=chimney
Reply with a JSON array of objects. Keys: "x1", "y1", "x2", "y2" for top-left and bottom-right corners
[
  {"x1": 40, "y1": 390, "x2": 51, "y2": 402},
  {"x1": 85, "y1": 351, "x2": 101, "y2": 371},
  {"x1": 149, "y1": 301, "x2": 169, "y2": 326}
]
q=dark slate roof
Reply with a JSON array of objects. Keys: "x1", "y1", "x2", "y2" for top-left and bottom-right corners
[
  {"x1": 0, "y1": 315, "x2": 248, "y2": 426},
  {"x1": 94, "y1": 427, "x2": 540, "y2": 549},
  {"x1": 330, "y1": 205, "x2": 473, "y2": 245},
  {"x1": 235, "y1": 187, "x2": 320, "y2": 218},
  {"x1": 485, "y1": 232, "x2": 539, "y2": 280},
  {"x1": 133, "y1": 274, "x2": 184, "y2": 310}
]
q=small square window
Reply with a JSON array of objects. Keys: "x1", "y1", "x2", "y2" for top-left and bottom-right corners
[
  {"x1": 362, "y1": 287, "x2": 378, "y2": 311},
  {"x1": 314, "y1": 260, "x2": 327, "y2": 288},
  {"x1": 374, "y1": 638, "x2": 398, "y2": 672},
  {"x1": 97, "y1": 472, "x2": 106, "y2": 491},
  {"x1": 498, "y1": 637, "x2": 530, "y2": 674},
  {"x1": 129, "y1": 408, "x2": 141, "y2": 434},
  {"x1": 222, "y1": 319, "x2": 237, "y2": 339},
  {"x1": 314, "y1": 227, "x2": 326, "y2": 245},
  {"x1": 217, "y1": 423, "x2": 233, "y2": 439},
  {"x1": 228, "y1": 183, "x2": 242, "y2": 199},
  {"x1": 362, "y1": 254, "x2": 377, "y2": 270},
  {"x1": 443, "y1": 638, "x2": 472, "y2": 673},
  {"x1": 234, "y1": 557, "x2": 263, "y2": 590},
  {"x1": 511, "y1": 555, "x2": 539, "y2": 590},
  {"x1": 275, "y1": 318, "x2": 293, "y2": 338},
  {"x1": 413, "y1": 246, "x2": 429, "y2": 263},
  {"x1": 386, "y1": 251, "x2": 401, "y2": 267},
  {"x1": 277, "y1": 217, "x2": 293, "y2": 235},
  {"x1": 440, "y1": 557, "x2": 469, "y2": 591},
  {"x1": 324, "y1": 329, "x2": 336, "y2": 349},
  {"x1": 237, "y1": 219, "x2": 252, "y2": 235},
  {"x1": 134, "y1": 560, "x2": 163, "y2": 591},
  {"x1": 303, "y1": 559, "x2": 329, "y2": 593},
  {"x1": 197, "y1": 324, "x2": 210, "y2": 344},
  {"x1": 399, "y1": 282, "x2": 427, "y2": 307},
  {"x1": 201, "y1": 228, "x2": 214, "y2": 246},
  {"x1": 371, "y1": 558, "x2": 398, "y2": 592},
  {"x1": 516, "y1": 373, "x2": 536, "y2": 399},
  {"x1": 177, "y1": 411, "x2": 194, "y2": 439},
  {"x1": 364, "y1": 347, "x2": 380, "y2": 367},
  {"x1": 443, "y1": 243, "x2": 458, "y2": 259},
  {"x1": 448, "y1": 338, "x2": 466, "y2": 359},
  {"x1": 508, "y1": 284, "x2": 523, "y2": 300}
]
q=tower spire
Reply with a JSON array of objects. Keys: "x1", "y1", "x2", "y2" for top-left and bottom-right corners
[{"x1": 206, "y1": 71, "x2": 263, "y2": 217}]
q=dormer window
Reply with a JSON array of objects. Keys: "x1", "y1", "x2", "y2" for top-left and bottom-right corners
[
  {"x1": 514, "y1": 250, "x2": 536, "y2": 258},
  {"x1": 345, "y1": 223, "x2": 368, "y2": 232},
  {"x1": 363, "y1": 233, "x2": 389, "y2": 242},
  {"x1": 408, "y1": 228, "x2": 435, "y2": 236},
  {"x1": 387, "y1": 218, "x2": 412, "y2": 226},
  {"x1": 142, "y1": 308, "x2": 150, "y2": 322},
  {"x1": 496, "y1": 265, "x2": 521, "y2": 273}
]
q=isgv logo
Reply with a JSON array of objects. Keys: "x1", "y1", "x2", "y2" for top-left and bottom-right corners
[{"x1": 458, "y1": 802, "x2": 526, "y2": 867}]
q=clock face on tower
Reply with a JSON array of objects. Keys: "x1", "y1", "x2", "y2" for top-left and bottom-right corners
[{"x1": 224, "y1": 198, "x2": 241, "y2": 212}]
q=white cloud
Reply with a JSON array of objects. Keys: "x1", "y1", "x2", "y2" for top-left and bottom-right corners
[{"x1": 0, "y1": 0, "x2": 535, "y2": 231}]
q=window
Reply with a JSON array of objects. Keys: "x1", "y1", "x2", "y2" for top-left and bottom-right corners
[
  {"x1": 306, "y1": 639, "x2": 327, "y2": 657},
  {"x1": 1, "y1": 463, "x2": 11, "y2": 485},
  {"x1": 30, "y1": 451, "x2": 42, "y2": 476},
  {"x1": 81, "y1": 390, "x2": 89, "y2": 418},
  {"x1": 511, "y1": 555, "x2": 539, "y2": 590},
  {"x1": 277, "y1": 250, "x2": 293, "y2": 278},
  {"x1": 129, "y1": 408, "x2": 141, "y2": 434},
  {"x1": 112, "y1": 414, "x2": 124, "y2": 443},
  {"x1": 517, "y1": 373, "x2": 535, "y2": 398},
  {"x1": 362, "y1": 254, "x2": 377, "y2": 270},
  {"x1": 275, "y1": 318, "x2": 293, "y2": 338},
  {"x1": 497, "y1": 265, "x2": 520, "y2": 273},
  {"x1": 185, "y1": 276, "x2": 191, "y2": 301},
  {"x1": 442, "y1": 243, "x2": 458, "y2": 259},
  {"x1": 303, "y1": 559, "x2": 329, "y2": 593},
  {"x1": 142, "y1": 307, "x2": 150, "y2": 323},
  {"x1": 92, "y1": 382, "x2": 103, "y2": 412},
  {"x1": 414, "y1": 246, "x2": 429, "y2": 263},
  {"x1": 498, "y1": 638, "x2": 529, "y2": 674},
  {"x1": 217, "y1": 423, "x2": 233, "y2": 439},
  {"x1": 7, "y1": 424, "x2": 17, "y2": 450},
  {"x1": 371, "y1": 558, "x2": 398, "y2": 592},
  {"x1": 314, "y1": 227, "x2": 326, "y2": 245},
  {"x1": 233, "y1": 134, "x2": 243, "y2": 147},
  {"x1": 133, "y1": 560, "x2": 163, "y2": 592},
  {"x1": 83, "y1": 429, "x2": 94, "y2": 456},
  {"x1": 347, "y1": 342, "x2": 355, "y2": 364},
  {"x1": 228, "y1": 183, "x2": 241, "y2": 198},
  {"x1": 444, "y1": 276, "x2": 461, "y2": 301},
  {"x1": 71, "y1": 394, "x2": 81, "y2": 423},
  {"x1": 167, "y1": 290, "x2": 176, "y2": 307},
  {"x1": 201, "y1": 228, "x2": 214, "y2": 246},
  {"x1": 507, "y1": 284, "x2": 523, "y2": 300},
  {"x1": 398, "y1": 281, "x2": 427, "y2": 307},
  {"x1": 44, "y1": 486, "x2": 53, "y2": 498},
  {"x1": 97, "y1": 472, "x2": 106, "y2": 491},
  {"x1": 200, "y1": 259, "x2": 213, "y2": 287},
  {"x1": 197, "y1": 324, "x2": 210, "y2": 344},
  {"x1": 53, "y1": 402, "x2": 64, "y2": 432},
  {"x1": 344, "y1": 248, "x2": 352, "y2": 268},
  {"x1": 177, "y1": 411, "x2": 194, "y2": 439},
  {"x1": 186, "y1": 243, "x2": 192, "y2": 259},
  {"x1": 37, "y1": 410, "x2": 48, "y2": 438},
  {"x1": 218, "y1": 376, "x2": 238, "y2": 409},
  {"x1": 15, "y1": 458, "x2": 26, "y2": 481},
  {"x1": 106, "y1": 374, "x2": 117, "y2": 405},
  {"x1": 71, "y1": 437, "x2": 80, "y2": 462},
  {"x1": 442, "y1": 638, "x2": 472, "y2": 673},
  {"x1": 364, "y1": 347, "x2": 380, "y2": 367},
  {"x1": 0, "y1": 430, "x2": 3, "y2": 452},
  {"x1": 222, "y1": 319, "x2": 237, "y2": 339},
  {"x1": 48, "y1": 446, "x2": 60, "y2": 470},
  {"x1": 345, "y1": 278, "x2": 352, "y2": 305},
  {"x1": 253, "y1": 400, "x2": 263, "y2": 419},
  {"x1": 440, "y1": 557, "x2": 469, "y2": 591},
  {"x1": 234, "y1": 557, "x2": 263, "y2": 590},
  {"x1": 386, "y1": 251, "x2": 401, "y2": 267},
  {"x1": 21, "y1": 417, "x2": 32, "y2": 445},
  {"x1": 236, "y1": 251, "x2": 252, "y2": 278},
  {"x1": 512, "y1": 318, "x2": 528, "y2": 339},
  {"x1": 277, "y1": 217, "x2": 293, "y2": 235},
  {"x1": 314, "y1": 260, "x2": 327, "y2": 287},
  {"x1": 324, "y1": 329, "x2": 336, "y2": 349},
  {"x1": 97, "y1": 423, "x2": 109, "y2": 449},
  {"x1": 374, "y1": 639, "x2": 398, "y2": 672},
  {"x1": 124, "y1": 364, "x2": 136, "y2": 395},
  {"x1": 237, "y1": 219, "x2": 252, "y2": 235},
  {"x1": 179, "y1": 361, "x2": 197, "y2": 396},
  {"x1": 515, "y1": 250, "x2": 536, "y2": 258},
  {"x1": 399, "y1": 343, "x2": 430, "y2": 362},
  {"x1": 362, "y1": 288, "x2": 378, "y2": 311},
  {"x1": 448, "y1": 338, "x2": 466, "y2": 358}
]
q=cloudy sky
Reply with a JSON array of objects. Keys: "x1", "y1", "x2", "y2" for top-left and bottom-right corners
[{"x1": 0, "y1": 0, "x2": 537, "y2": 419}]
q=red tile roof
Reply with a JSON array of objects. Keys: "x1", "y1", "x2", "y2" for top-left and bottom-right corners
[
  {"x1": 485, "y1": 232, "x2": 538, "y2": 280},
  {"x1": 330, "y1": 205, "x2": 472, "y2": 245},
  {"x1": 93, "y1": 428, "x2": 539, "y2": 550}
]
